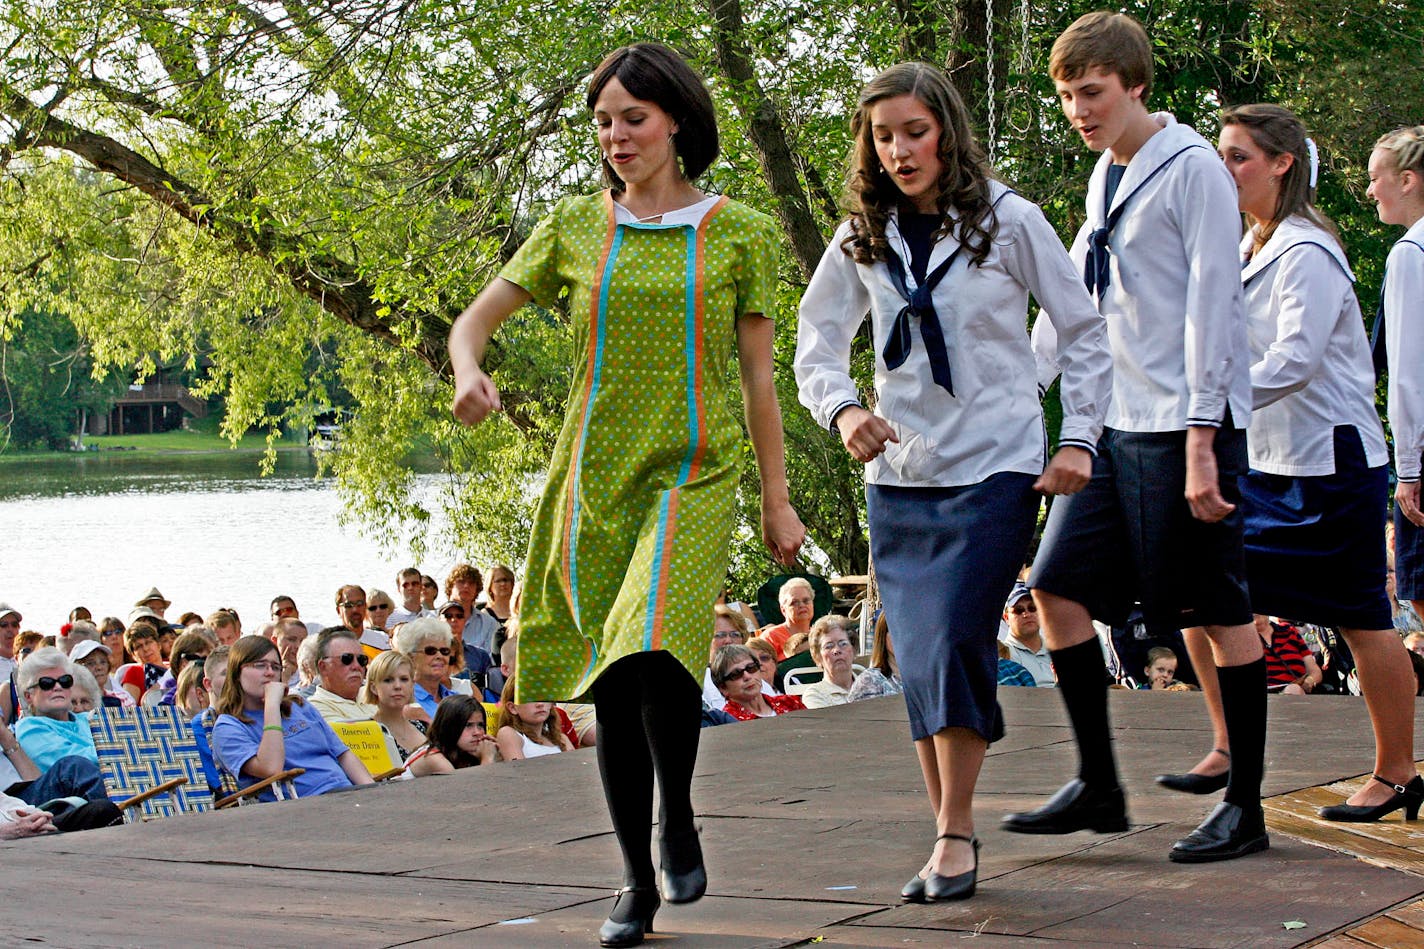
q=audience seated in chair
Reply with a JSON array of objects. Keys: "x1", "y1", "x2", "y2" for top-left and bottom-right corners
[
  {"x1": 849, "y1": 614, "x2": 903, "y2": 701},
  {"x1": 1258, "y1": 615, "x2": 1324, "y2": 694},
  {"x1": 714, "y1": 645, "x2": 805, "y2": 721},
  {"x1": 393, "y1": 617, "x2": 458, "y2": 720},
  {"x1": 13, "y1": 648, "x2": 99, "y2": 772},
  {"x1": 360, "y1": 650, "x2": 430, "y2": 762},
  {"x1": 0, "y1": 667, "x2": 114, "y2": 824},
  {"x1": 996, "y1": 641, "x2": 1037, "y2": 687},
  {"x1": 799, "y1": 615, "x2": 859, "y2": 709},
  {"x1": 210, "y1": 636, "x2": 374, "y2": 801},
  {"x1": 1138, "y1": 647, "x2": 1186, "y2": 690},
  {"x1": 307, "y1": 628, "x2": 378, "y2": 724},
  {"x1": 703, "y1": 606, "x2": 754, "y2": 711},
  {"x1": 495, "y1": 677, "x2": 573, "y2": 760},
  {"x1": 760, "y1": 577, "x2": 816, "y2": 661},
  {"x1": 407, "y1": 695, "x2": 496, "y2": 775}
]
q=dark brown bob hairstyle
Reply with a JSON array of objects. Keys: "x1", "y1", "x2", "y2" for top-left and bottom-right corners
[{"x1": 586, "y1": 43, "x2": 719, "y2": 190}]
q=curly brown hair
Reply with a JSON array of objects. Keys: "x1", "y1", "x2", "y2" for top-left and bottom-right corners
[{"x1": 841, "y1": 62, "x2": 999, "y2": 268}]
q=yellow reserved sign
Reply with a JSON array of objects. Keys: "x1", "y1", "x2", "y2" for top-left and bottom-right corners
[{"x1": 330, "y1": 720, "x2": 399, "y2": 776}]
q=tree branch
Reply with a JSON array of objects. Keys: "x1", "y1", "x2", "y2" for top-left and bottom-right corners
[{"x1": 0, "y1": 84, "x2": 448, "y2": 374}]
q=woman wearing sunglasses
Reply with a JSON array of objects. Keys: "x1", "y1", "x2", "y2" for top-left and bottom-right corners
[
  {"x1": 13, "y1": 647, "x2": 100, "y2": 771},
  {"x1": 392, "y1": 617, "x2": 458, "y2": 720},
  {"x1": 713, "y1": 645, "x2": 805, "y2": 721},
  {"x1": 211, "y1": 635, "x2": 374, "y2": 801}
]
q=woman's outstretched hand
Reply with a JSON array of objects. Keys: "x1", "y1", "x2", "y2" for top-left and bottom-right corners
[{"x1": 452, "y1": 367, "x2": 503, "y2": 427}]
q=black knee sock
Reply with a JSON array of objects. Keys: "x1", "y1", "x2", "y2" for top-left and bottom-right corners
[
  {"x1": 592, "y1": 661, "x2": 655, "y2": 890},
  {"x1": 1049, "y1": 638, "x2": 1119, "y2": 789},
  {"x1": 1217, "y1": 658, "x2": 1267, "y2": 811},
  {"x1": 638, "y1": 652, "x2": 702, "y2": 871}
]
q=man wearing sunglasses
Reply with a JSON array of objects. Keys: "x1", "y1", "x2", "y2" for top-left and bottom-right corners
[
  {"x1": 1003, "y1": 582, "x2": 1056, "y2": 688},
  {"x1": 308, "y1": 628, "x2": 378, "y2": 725}
]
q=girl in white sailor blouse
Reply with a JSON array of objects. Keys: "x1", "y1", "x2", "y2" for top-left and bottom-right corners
[
  {"x1": 794, "y1": 62, "x2": 1111, "y2": 903},
  {"x1": 1159, "y1": 105, "x2": 1421, "y2": 822}
]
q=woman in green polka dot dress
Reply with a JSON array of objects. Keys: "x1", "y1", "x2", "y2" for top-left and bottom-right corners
[{"x1": 449, "y1": 43, "x2": 804, "y2": 948}]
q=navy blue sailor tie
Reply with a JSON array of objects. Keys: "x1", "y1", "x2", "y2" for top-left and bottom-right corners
[
  {"x1": 1371, "y1": 278, "x2": 1388, "y2": 376},
  {"x1": 881, "y1": 244, "x2": 963, "y2": 397}
]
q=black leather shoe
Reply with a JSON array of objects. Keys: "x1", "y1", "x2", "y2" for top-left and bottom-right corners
[
  {"x1": 1001, "y1": 779, "x2": 1129, "y2": 835},
  {"x1": 659, "y1": 828, "x2": 706, "y2": 904},
  {"x1": 1155, "y1": 770, "x2": 1230, "y2": 794},
  {"x1": 923, "y1": 833, "x2": 979, "y2": 902},
  {"x1": 900, "y1": 872, "x2": 926, "y2": 903},
  {"x1": 1319, "y1": 774, "x2": 1424, "y2": 822},
  {"x1": 598, "y1": 886, "x2": 659, "y2": 948},
  {"x1": 1169, "y1": 802, "x2": 1269, "y2": 863},
  {"x1": 1156, "y1": 748, "x2": 1230, "y2": 795}
]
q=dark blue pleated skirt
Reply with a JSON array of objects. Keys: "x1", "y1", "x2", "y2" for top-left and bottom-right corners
[
  {"x1": 1241, "y1": 425, "x2": 1392, "y2": 630},
  {"x1": 867, "y1": 473, "x2": 1038, "y2": 742}
]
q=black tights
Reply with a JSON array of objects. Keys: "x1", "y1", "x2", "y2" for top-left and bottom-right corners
[{"x1": 591, "y1": 651, "x2": 702, "y2": 889}]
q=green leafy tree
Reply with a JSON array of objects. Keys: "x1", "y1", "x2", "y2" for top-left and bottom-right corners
[{"x1": 0, "y1": 0, "x2": 1419, "y2": 586}]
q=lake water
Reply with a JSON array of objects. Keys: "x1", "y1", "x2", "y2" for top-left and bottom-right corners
[{"x1": 0, "y1": 451, "x2": 466, "y2": 634}]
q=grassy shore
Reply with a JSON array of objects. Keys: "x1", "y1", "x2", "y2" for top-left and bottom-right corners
[{"x1": 0, "y1": 427, "x2": 304, "y2": 463}]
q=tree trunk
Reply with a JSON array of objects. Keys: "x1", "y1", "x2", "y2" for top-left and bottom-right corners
[{"x1": 705, "y1": 0, "x2": 826, "y2": 280}]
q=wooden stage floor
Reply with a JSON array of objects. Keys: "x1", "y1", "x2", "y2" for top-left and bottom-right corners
[{"x1": 7, "y1": 687, "x2": 1424, "y2": 948}]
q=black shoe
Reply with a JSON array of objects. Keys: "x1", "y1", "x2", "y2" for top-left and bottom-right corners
[
  {"x1": 1319, "y1": 774, "x2": 1424, "y2": 822},
  {"x1": 900, "y1": 872, "x2": 926, "y2": 903},
  {"x1": 1156, "y1": 748, "x2": 1230, "y2": 794},
  {"x1": 598, "y1": 887, "x2": 659, "y2": 948},
  {"x1": 923, "y1": 833, "x2": 979, "y2": 902},
  {"x1": 1169, "y1": 802, "x2": 1269, "y2": 863},
  {"x1": 1001, "y1": 779, "x2": 1129, "y2": 835},
  {"x1": 659, "y1": 828, "x2": 706, "y2": 904},
  {"x1": 1156, "y1": 770, "x2": 1230, "y2": 794}
]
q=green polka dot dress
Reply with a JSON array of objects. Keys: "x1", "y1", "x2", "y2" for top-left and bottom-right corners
[{"x1": 499, "y1": 190, "x2": 779, "y2": 702}]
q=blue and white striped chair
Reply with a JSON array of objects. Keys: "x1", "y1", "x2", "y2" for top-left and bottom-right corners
[{"x1": 90, "y1": 705, "x2": 213, "y2": 821}]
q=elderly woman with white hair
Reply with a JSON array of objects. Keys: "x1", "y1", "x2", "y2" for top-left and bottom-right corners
[
  {"x1": 799, "y1": 616, "x2": 860, "y2": 709},
  {"x1": 13, "y1": 648, "x2": 100, "y2": 771},
  {"x1": 7, "y1": 649, "x2": 120, "y2": 824},
  {"x1": 393, "y1": 617, "x2": 458, "y2": 719},
  {"x1": 761, "y1": 578, "x2": 817, "y2": 661}
]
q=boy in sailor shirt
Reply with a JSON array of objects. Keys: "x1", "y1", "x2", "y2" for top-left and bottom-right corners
[{"x1": 1005, "y1": 11, "x2": 1269, "y2": 864}]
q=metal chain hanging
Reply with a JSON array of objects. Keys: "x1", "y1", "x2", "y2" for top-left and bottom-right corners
[{"x1": 985, "y1": 0, "x2": 997, "y2": 163}]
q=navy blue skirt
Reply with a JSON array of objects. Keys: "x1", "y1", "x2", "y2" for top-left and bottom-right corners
[
  {"x1": 1396, "y1": 505, "x2": 1424, "y2": 602},
  {"x1": 1242, "y1": 425, "x2": 1392, "y2": 630},
  {"x1": 867, "y1": 473, "x2": 1038, "y2": 742}
]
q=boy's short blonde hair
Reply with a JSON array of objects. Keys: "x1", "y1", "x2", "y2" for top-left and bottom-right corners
[{"x1": 1050, "y1": 11, "x2": 1154, "y2": 103}]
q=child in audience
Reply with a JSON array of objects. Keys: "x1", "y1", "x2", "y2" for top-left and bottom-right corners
[
  {"x1": 495, "y1": 677, "x2": 574, "y2": 760},
  {"x1": 407, "y1": 695, "x2": 495, "y2": 774}
]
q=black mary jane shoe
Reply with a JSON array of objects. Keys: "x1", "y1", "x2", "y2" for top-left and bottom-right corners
[
  {"x1": 1169, "y1": 801, "x2": 1269, "y2": 863},
  {"x1": 1156, "y1": 748, "x2": 1231, "y2": 795},
  {"x1": 900, "y1": 871, "x2": 927, "y2": 903},
  {"x1": 659, "y1": 828, "x2": 707, "y2": 905},
  {"x1": 1319, "y1": 774, "x2": 1424, "y2": 822},
  {"x1": 1001, "y1": 779, "x2": 1129, "y2": 835},
  {"x1": 598, "y1": 886, "x2": 660, "y2": 949},
  {"x1": 923, "y1": 833, "x2": 980, "y2": 902}
]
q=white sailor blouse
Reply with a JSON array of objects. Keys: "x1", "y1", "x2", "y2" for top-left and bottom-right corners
[
  {"x1": 1384, "y1": 217, "x2": 1424, "y2": 482},
  {"x1": 1036, "y1": 116, "x2": 1252, "y2": 434},
  {"x1": 795, "y1": 181, "x2": 1112, "y2": 488},
  {"x1": 1239, "y1": 215, "x2": 1388, "y2": 477}
]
